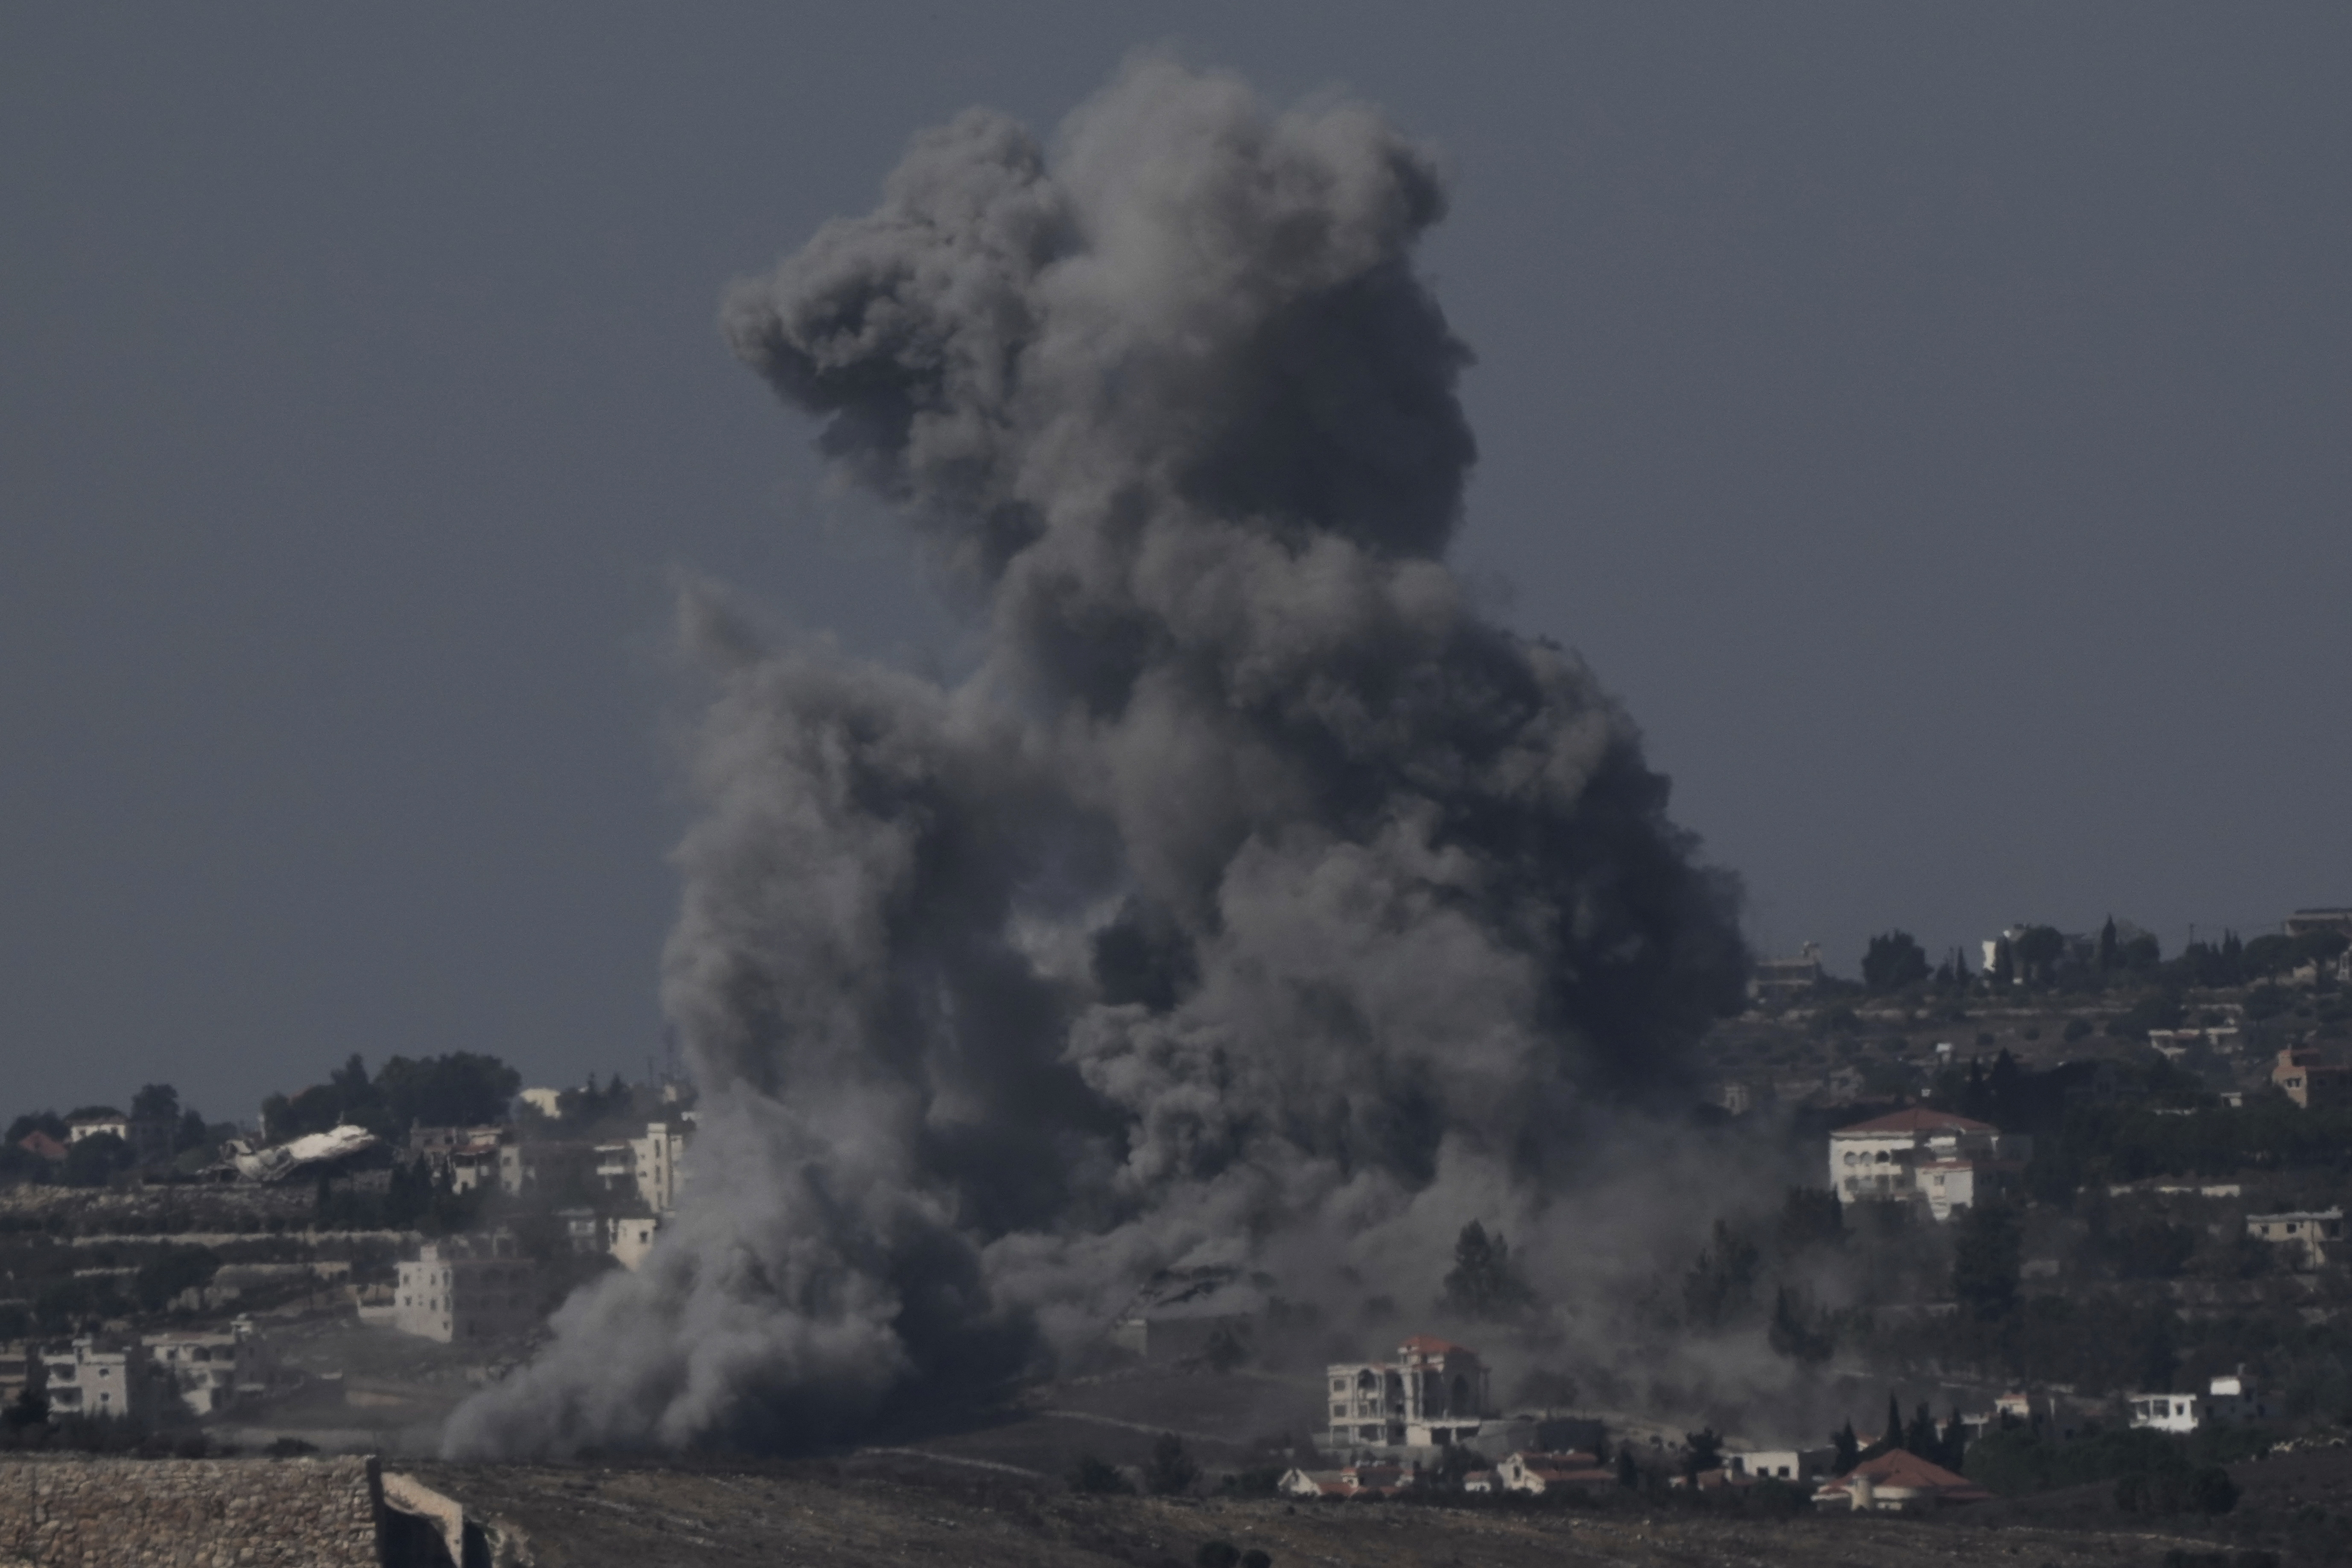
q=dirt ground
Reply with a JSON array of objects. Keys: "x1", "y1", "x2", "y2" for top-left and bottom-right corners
[{"x1": 405, "y1": 1451, "x2": 2308, "y2": 1568}]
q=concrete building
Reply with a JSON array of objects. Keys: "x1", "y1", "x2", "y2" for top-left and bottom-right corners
[
  {"x1": 1749, "y1": 943, "x2": 1823, "y2": 1002},
  {"x1": 392, "y1": 1236, "x2": 538, "y2": 1343},
  {"x1": 2271, "y1": 1046, "x2": 2352, "y2": 1109},
  {"x1": 1829, "y1": 1108, "x2": 2030, "y2": 1218},
  {"x1": 38, "y1": 1337, "x2": 153, "y2": 1421},
  {"x1": 145, "y1": 1317, "x2": 277, "y2": 1416},
  {"x1": 2247, "y1": 1207, "x2": 2343, "y2": 1268},
  {"x1": 609, "y1": 1214, "x2": 662, "y2": 1271},
  {"x1": 2208, "y1": 1373, "x2": 2271, "y2": 1423},
  {"x1": 629, "y1": 1121, "x2": 690, "y2": 1213},
  {"x1": 496, "y1": 1139, "x2": 595, "y2": 1198},
  {"x1": 593, "y1": 1121, "x2": 694, "y2": 1214},
  {"x1": 1325, "y1": 1336, "x2": 1490, "y2": 1451},
  {"x1": 1726, "y1": 1449, "x2": 1814, "y2": 1481},
  {"x1": 2127, "y1": 1391, "x2": 2203, "y2": 1434}
]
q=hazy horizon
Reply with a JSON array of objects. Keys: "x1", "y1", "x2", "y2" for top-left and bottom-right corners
[{"x1": 5, "y1": 5, "x2": 2348, "y2": 1120}]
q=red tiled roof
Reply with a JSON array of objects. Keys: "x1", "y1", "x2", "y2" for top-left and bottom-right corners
[
  {"x1": 1815, "y1": 1447, "x2": 1991, "y2": 1503},
  {"x1": 17, "y1": 1131, "x2": 67, "y2": 1162},
  {"x1": 1833, "y1": 1107, "x2": 1997, "y2": 1136}
]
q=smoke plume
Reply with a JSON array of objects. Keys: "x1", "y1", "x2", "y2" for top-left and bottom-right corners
[{"x1": 445, "y1": 55, "x2": 1746, "y2": 1458}]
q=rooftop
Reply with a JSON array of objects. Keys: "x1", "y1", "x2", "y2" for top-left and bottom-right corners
[{"x1": 1833, "y1": 1107, "x2": 1997, "y2": 1137}]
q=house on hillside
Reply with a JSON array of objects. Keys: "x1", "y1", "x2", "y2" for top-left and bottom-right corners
[
  {"x1": 2246, "y1": 1208, "x2": 2342, "y2": 1269},
  {"x1": 145, "y1": 1316, "x2": 280, "y2": 1416},
  {"x1": 1495, "y1": 1450, "x2": 1612, "y2": 1494},
  {"x1": 1750, "y1": 944, "x2": 1823, "y2": 1003},
  {"x1": 2272, "y1": 1046, "x2": 2352, "y2": 1109},
  {"x1": 15, "y1": 1130, "x2": 66, "y2": 1165},
  {"x1": 1828, "y1": 1107, "x2": 2031, "y2": 1219},
  {"x1": 392, "y1": 1235, "x2": 538, "y2": 1344},
  {"x1": 38, "y1": 1337, "x2": 155, "y2": 1421},
  {"x1": 1325, "y1": 1336, "x2": 1491, "y2": 1451},
  {"x1": 1277, "y1": 1461, "x2": 1419, "y2": 1498},
  {"x1": 1811, "y1": 1449, "x2": 1991, "y2": 1513}
]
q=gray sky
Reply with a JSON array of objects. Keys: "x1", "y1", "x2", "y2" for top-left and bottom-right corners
[{"x1": 4, "y1": 5, "x2": 2347, "y2": 1122}]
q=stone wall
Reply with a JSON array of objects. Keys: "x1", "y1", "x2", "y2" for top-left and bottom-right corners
[{"x1": 0, "y1": 1454, "x2": 383, "y2": 1567}]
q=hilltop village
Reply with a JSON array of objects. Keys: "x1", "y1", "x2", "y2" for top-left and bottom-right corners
[{"x1": 6, "y1": 907, "x2": 2352, "y2": 1559}]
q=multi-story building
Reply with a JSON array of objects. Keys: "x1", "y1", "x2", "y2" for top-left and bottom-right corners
[
  {"x1": 497, "y1": 1139, "x2": 595, "y2": 1198},
  {"x1": 2271, "y1": 1046, "x2": 2352, "y2": 1109},
  {"x1": 592, "y1": 1121, "x2": 694, "y2": 1214},
  {"x1": 1829, "y1": 1108, "x2": 2031, "y2": 1219},
  {"x1": 145, "y1": 1317, "x2": 277, "y2": 1416},
  {"x1": 392, "y1": 1236, "x2": 539, "y2": 1344},
  {"x1": 38, "y1": 1337, "x2": 153, "y2": 1421},
  {"x1": 1325, "y1": 1336, "x2": 1490, "y2": 1451}
]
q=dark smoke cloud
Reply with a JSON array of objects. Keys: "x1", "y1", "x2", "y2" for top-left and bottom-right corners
[{"x1": 445, "y1": 54, "x2": 1746, "y2": 1459}]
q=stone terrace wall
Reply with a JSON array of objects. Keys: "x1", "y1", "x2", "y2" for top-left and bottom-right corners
[{"x1": 0, "y1": 1454, "x2": 383, "y2": 1567}]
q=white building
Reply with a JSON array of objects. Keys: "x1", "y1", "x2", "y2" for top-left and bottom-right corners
[
  {"x1": 1326, "y1": 1335, "x2": 1490, "y2": 1451},
  {"x1": 1829, "y1": 1108, "x2": 2031, "y2": 1219},
  {"x1": 1727, "y1": 1450, "x2": 1807, "y2": 1481},
  {"x1": 38, "y1": 1337, "x2": 152, "y2": 1420},
  {"x1": 2247, "y1": 1208, "x2": 2343, "y2": 1269},
  {"x1": 65, "y1": 1112, "x2": 129, "y2": 1145},
  {"x1": 2129, "y1": 1375, "x2": 2273, "y2": 1434},
  {"x1": 2208, "y1": 1373, "x2": 2271, "y2": 1423},
  {"x1": 630, "y1": 1121, "x2": 690, "y2": 1213},
  {"x1": 146, "y1": 1317, "x2": 277, "y2": 1416},
  {"x1": 609, "y1": 1215, "x2": 662, "y2": 1271},
  {"x1": 2127, "y1": 1391, "x2": 2203, "y2": 1434},
  {"x1": 392, "y1": 1236, "x2": 539, "y2": 1344}
]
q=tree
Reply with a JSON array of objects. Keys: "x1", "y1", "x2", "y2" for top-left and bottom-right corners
[
  {"x1": 1880, "y1": 1395, "x2": 1904, "y2": 1455},
  {"x1": 1616, "y1": 1447, "x2": 1640, "y2": 1488},
  {"x1": 2, "y1": 1384, "x2": 48, "y2": 1431},
  {"x1": 2012, "y1": 926, "x2": 2067, "y2": 987},
  {"x1": 1940, "y1": 1405, "x2": 1968, "y2": 1472},
  {"x1": 1951, "y1": 1202, "x2": 2021, "y2": 1322},
  {"x1": 1069, "y1": 1454, "x2": 1133, "y2": 1495},
  {"x1": 1196, "y1": 1545, "x2": 1242, "y2": 1568},
  {"x1": 134, "y1": 1247, "x2": 220, "y2": 1313},
  {"x1": 1861, "y1": 931, "x2": 1931, "y2": 993},
  {"x1": 374, "y1": 1052, "x2": 521, "y2": 1130},
  {"x1": 4, "y1": 1111, "x2": 67, "y2": 1146},
  {"x1": 130, "y1": 1084, "x2": 179, "y2": 1123},
  {"x1": 1682, "y1": 1428, "x2": 1723, "y2": 1485},
  {"x1": 2243, "y1": 932, "x2": 2297, "y2": 979},
  {"x1": 1145, "y1": 1433, "x2": 1199, "y2": 1496},
  {"x1": 1991, "y1": 939, "x2": 2015, "y2": 989},
  {"x1": 1768, "y1": 1285, "x2": 1833, "y2": 1364},
  {"x1": 60, "y1": 1131, "x2": 130, "y2": 1188},
  {"x1": 1773, "y1": 1186, "x2": 1846, "y2": 1254},
  {"x1": 1681, "y1": 1220, "x2": 1760, "y2": 1329},
  {"x1": 1832, "y1": 1421, "x2": 1859, "y2": 1475},
  {"x1": 2097, "y1": 917, "x2": 2120, "y2": 972},
  {"x1": 1442, "y1": 1221, "x2": 1534, "y2": 1320},
  {"x1": 1904, "y1": 1402, "x2": 1939, "y2": 1459}
]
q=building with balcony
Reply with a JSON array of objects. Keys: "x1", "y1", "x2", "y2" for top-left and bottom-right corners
[{"x1": 1829, "y1": 1107, "x2": 2030, "y2": 1218}]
